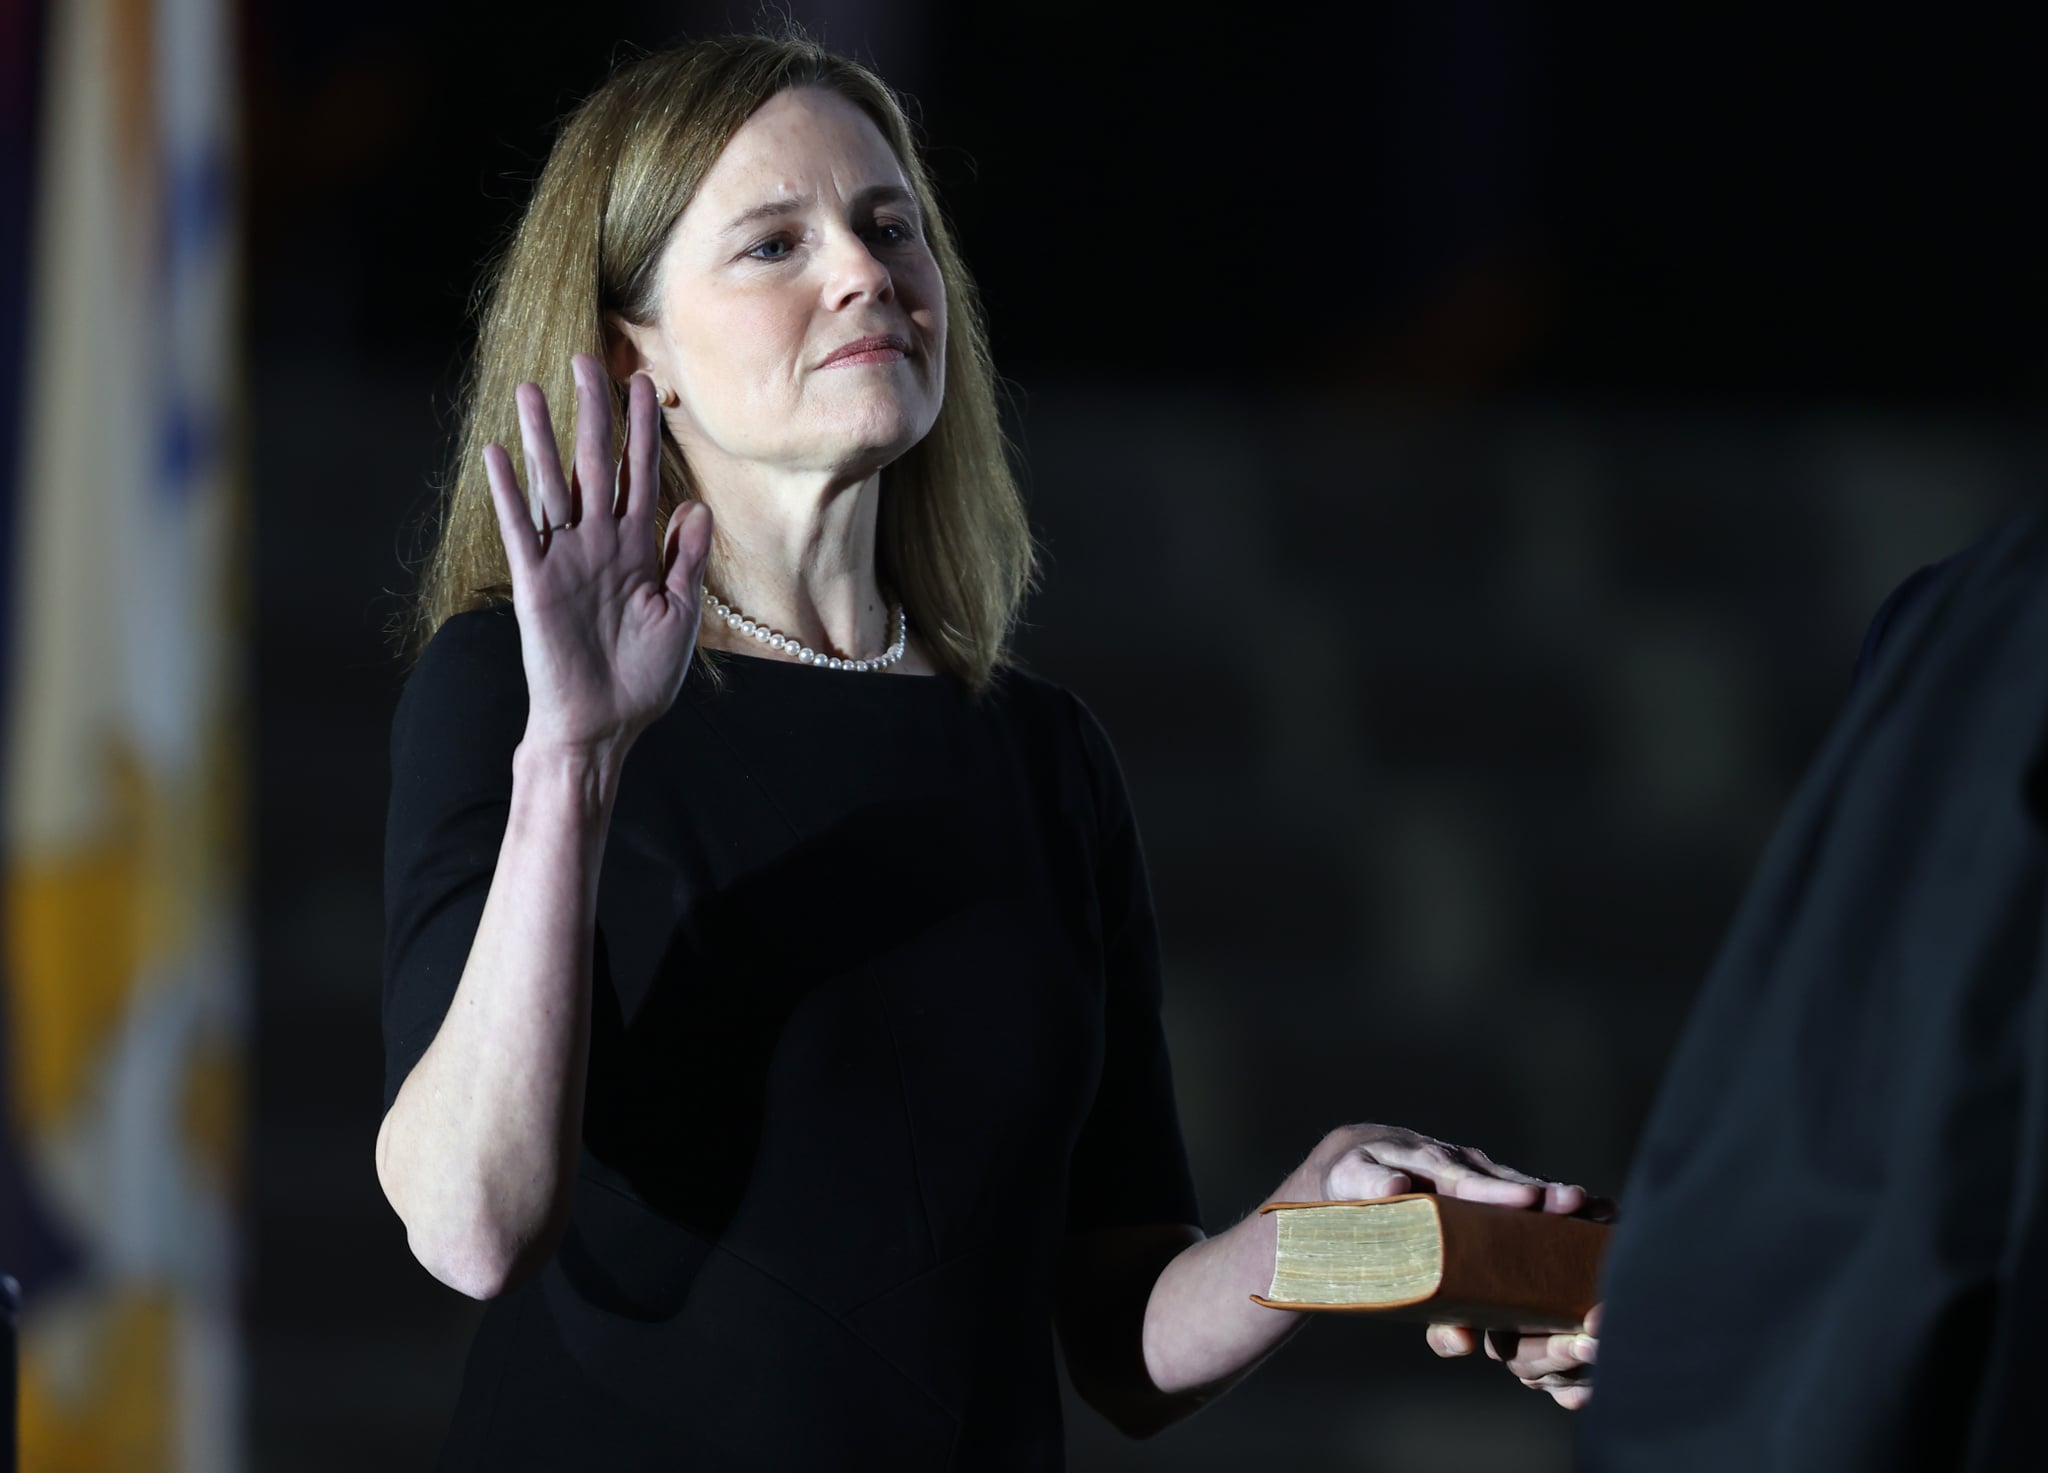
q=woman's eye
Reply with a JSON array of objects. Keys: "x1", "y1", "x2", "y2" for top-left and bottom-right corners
[{"x1": 744, "y1": 219, "x2": 916, "y2": 263}]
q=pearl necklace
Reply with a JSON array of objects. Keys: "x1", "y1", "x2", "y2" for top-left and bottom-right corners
[{"x1": 701, "y1": 586, "x2": 910, "y2": 672}]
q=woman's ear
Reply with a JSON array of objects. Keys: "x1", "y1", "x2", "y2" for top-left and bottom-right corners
[{"x1": 602, "y1": 311, "x2": 649, "y2": 386}]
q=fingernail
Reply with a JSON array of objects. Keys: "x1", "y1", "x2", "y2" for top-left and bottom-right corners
[{"x1": 1572, "y1": 1335, "x2": 1597, "y2": 1363}]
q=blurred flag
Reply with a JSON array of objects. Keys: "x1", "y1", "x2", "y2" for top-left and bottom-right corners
[{"x1": 2, "y1": 0, "x2": 246, "y2": 1468}]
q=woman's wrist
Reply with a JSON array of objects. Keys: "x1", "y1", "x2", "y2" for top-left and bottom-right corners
[{"x1": 512, "y1": 735, "x2": 629, "y2": 825}]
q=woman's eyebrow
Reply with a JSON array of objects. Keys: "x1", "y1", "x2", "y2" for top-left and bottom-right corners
[{"x1": 716, "y1": 183, "x2": 921, "y2": 238}]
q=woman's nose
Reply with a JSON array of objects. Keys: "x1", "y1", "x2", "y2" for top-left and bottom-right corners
[{"x1": 822, "y1": 227, "x2": 894, "y2": 306}]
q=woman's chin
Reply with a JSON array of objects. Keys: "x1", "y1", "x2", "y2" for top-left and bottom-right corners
[
  {"x1": 828, "y1": 442, "x2": 917, "y2": 484},
  {"x1": 823, "y1": 414, "x2": 938, "y2": 473}
]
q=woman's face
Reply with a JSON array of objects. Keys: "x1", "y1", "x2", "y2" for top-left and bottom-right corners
[{"x1": 628, "y1": 87, "x2": 947, "y2": 484}]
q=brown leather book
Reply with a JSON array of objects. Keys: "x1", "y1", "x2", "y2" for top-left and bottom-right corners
[{"x1": 1249, "y1": 1193, "x2": 1608, "y2": 1332}]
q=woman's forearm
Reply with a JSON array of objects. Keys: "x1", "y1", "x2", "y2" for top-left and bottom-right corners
[
  {"x1": 374, "y1": 738, "x2": 623, "y2": 1299},
  {"x1": 1140, "y1": 1136, "x2": 1337, "y2": 1401}
]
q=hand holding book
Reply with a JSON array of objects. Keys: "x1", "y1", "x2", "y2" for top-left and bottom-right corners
[
  {"x1": 1289, "y1": 1125, "x2": 1611, "y2": 1410},
  {"x1": 1428, "y1": 1303, "x2": 1603, "y2": 1411}
]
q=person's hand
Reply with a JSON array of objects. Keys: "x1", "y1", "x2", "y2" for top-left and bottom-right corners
[
  {"x1": 1317, "y1": 1123, "x2": 1587, "y2": 1214},
  {"x1": 1312, "y1": 1125, "x2": 1602, "y2": 1409},
  {"x1": 1419, "y1": 1173, "x2": 1617, "y2": 1411},
  {"x1": 1426, "y1": 1305, "x2": 1602, "y2": 1411},
  {"x1": 484, "y1": 356, "x2": 712, "y2": 757}
]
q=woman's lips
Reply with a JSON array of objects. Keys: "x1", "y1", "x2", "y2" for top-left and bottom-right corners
[
  {"x1": 820, "y1": 346, "x2": 906, "y2": 367},
  {"x1": 819, "y1": 334, "x2": 910, "y2": 368}
]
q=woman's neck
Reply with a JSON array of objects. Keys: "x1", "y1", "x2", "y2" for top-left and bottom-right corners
[{"x1": 690, "y1": 463, "x2": 896, "y2": 663}]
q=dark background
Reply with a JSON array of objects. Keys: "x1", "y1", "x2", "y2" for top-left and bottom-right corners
[{"x1": 242, "y1": 3, "x2": 2045, "y2": 1469}]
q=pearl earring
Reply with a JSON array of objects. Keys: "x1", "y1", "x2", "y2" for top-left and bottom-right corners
[{"x1": 656, "y1": 383, "x2": 679, "y2": 409}]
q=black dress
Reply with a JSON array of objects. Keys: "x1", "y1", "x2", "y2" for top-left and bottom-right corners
[
  {"x1": 1580, "y1": 508, "x2": 2048, "y2": 1471},
  {"x1": 381, "y1": 605, "x2": 1201, "y2": 1471}
]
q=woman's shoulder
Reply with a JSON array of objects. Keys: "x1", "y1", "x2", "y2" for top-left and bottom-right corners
[
  {"x1": 404, "y1": 602, "x2": 524, "y2": 693},
  {"x1": 984, "y1": 662, "x2": 1133, "y2": 814},
  {"x1": 986, "y1": 660, "x2": 1097, "y2": 739},
  {"x1": 392, "y1": 602, "x2": 528, "y2": 753},
  {"x1": 416, "y1": 599, "x2": 521, "y2": 661}
]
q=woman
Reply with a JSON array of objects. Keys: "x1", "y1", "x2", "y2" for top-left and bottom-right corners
[{"x1": 375, "y1": 30, "x2": 1593, "y2": 1468}]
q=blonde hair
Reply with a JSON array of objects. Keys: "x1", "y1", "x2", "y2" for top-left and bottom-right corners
[{"x1": 404, "y1": 30, "x2": 1034, "y2": 694}]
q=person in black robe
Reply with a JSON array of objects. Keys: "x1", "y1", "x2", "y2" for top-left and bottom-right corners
[{"x1": 1473, "y1": 507, "x2": 2048, "y2": 1468}]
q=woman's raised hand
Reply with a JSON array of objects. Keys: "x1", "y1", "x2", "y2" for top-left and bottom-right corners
[{"x1": 483, "y1": 355, "x2": 712, "y2": 757}]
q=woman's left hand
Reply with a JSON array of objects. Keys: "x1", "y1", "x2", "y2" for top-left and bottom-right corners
[{"x1": 1312, "y1": 1124, "x2": 1600, "y2": 1409}]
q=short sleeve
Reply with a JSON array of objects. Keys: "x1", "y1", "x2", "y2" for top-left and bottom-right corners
[
  {"x1": 381, "y1": 605, "x2": 529, "y2": 1116},
  {"x1": 1059, "y1": 693, "x2": 1202, "y2": 1235}
]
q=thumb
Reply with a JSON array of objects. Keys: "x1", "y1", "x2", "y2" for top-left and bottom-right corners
[
  {"x1": 1325, "y1": 1152, "x2": 1411, "y2": 1201},
  {"x1": 663, "y1": 501, "x2": 713, "y2": 601}
]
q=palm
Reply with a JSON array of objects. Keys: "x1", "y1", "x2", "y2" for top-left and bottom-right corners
[{"x1": 484, "y1": 357, "x2": 712, "y2": 753}]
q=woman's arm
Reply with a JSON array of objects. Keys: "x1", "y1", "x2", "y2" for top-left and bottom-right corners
[
  {"x1": 1140, "y1": 1144, "x2": 1330, "y2": 1401},
  {"x1": 374, "y1": 738, "x2": 621, "y2": 1300},
  {"x1": 374, "y1": 360, "x2": 709, "y2": 1299},
  {"x1": 1056, "y1": 1149, "x2": 1325, "y2": 1438},
  {"x1": 1059, "y1": 1125, "x2": 1589, "y2": 1436}
]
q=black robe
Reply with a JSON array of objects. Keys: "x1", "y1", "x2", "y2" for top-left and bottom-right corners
[{"x1": 1580, "y1": 507, "x2": 2048, "y2": 1471}]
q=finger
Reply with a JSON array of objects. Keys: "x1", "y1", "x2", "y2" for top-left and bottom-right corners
[
  {"x1": 1364, "y1": 1141, "x2": 1541, "y2": 1207},
  {"x1": 1550, "y1": 1384, "x2": 1593, "y2": 1411},
  {"x1": 1519, "y1": 1371, "x2": 1591, "y2": 1394},
  {"x1": 1543, "y1": 1182, "x2": 1590, "y2": 1215},
  {"x1": 663, "y1": 501, "x2": 713, "y2": 605},
  {"x1": 482, "y1": 443, "x2": 540, "y2": 580},
  {"x1": 1460, "y1": 1147, "x2": 1565, "y2": 1194},
  {"x1": 1425, "y1": 1324, "x2": 1476, "y2": 1358},
  {"x1": 1324, "y1": 1151, "x2": 1410, "y2": 1201},
  {"x1": 1501, "y1": 1333, "x2": 1573, "y2": 1378},
  {"x1": 516, "y1": 381, "x2": 573, "y2": 532},
  {"x1": 1460, "y1": 1146, "x2": 1543, "y2": 1183},
  {"x1": 1502, "y1": 1330, "x2": 1598, "y2": 1380},
  {"x1": 568, "y1": 354, "x2": 614, "y2": 545},
  {"x1": 1422, "y1": 1143, "x2": 1579, "y2": 1211},
  {"x1": 618, "y1": 371, "x2": 660, "y2": 529},
  {"x1": 1584, "y1": 1303, "x2": 1603, "y2": 1337},
  {"x1": 1446, "y1": 1176, "x2": 1544, "y2": 1207},
  {"x1": 1487, "y1": 1328, "x2": 1565, "y2": 1369},
  {"x1": 1461, "y1": 1147, "x2": 1585, "y2": 1214},
  {"x1": 1432, "y1": 1163, "x2": 1543, "y2": 1207}
]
